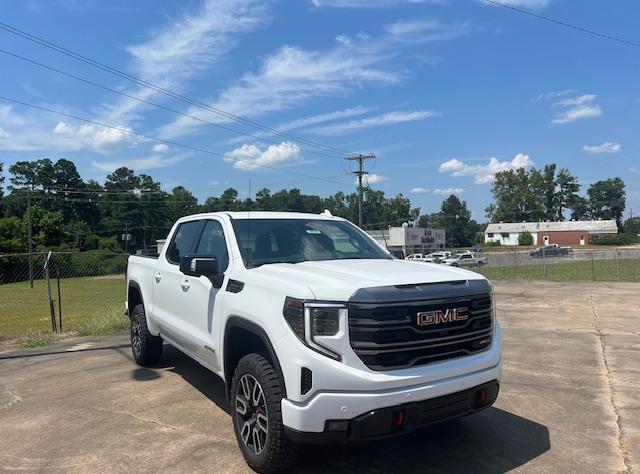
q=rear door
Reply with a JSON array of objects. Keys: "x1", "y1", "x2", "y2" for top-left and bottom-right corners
[{"x1": 152, "y1": 219, "x2": 204, "y2": 351}]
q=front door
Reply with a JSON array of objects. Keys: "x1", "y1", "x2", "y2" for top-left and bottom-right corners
[
  {"x1": 152, "y1": 219, "x2": 204, "y2": 353},
  {"x1": 180, "y1": 218, "x2": 230, "y2": 369}
]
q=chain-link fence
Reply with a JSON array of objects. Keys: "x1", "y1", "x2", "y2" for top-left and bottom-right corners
[
  {"x1": 472, "y1": 247, "x2": 640, "y2": 282},
  {"x1": 0, "y1": 252, "x2": 128, "y2": 341}
]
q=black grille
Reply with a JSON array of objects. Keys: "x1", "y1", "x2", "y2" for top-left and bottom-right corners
[{"x1": 348, "y1": 283, "x2": 493, "y2": 371}]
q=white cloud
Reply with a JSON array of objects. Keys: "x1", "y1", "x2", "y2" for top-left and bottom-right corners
[
  {"x1": 582, "y1": 142, "x2": 620, "y2": 154},
  {"x1": 433, "y1": 187, "x2": 464, "y2": 195},
  {"x1": 383, "y1": 19, "x2": 471, "y2": 42},
  {"x1": 410, "y1": 187, "x2": 430, "y2": 194},
  {"x1": 91, "y1": 154, "x2": 186, "y2": 172},
  {"x1": 158, "y1": 18, "x2": 463, "y2": 140},
  {"x1": 159, "y1": 41, "x2": 402, "y2": 139},
  {"x1": 364, "y1": 174, "x2": 389, "y2": 185},
  {"x1": 278, "y1": 106, "x2": 374, "y2": 131},
  {"x1": 52, "y1": 121, "x2": 139, "y2": 152},
  {"x1": 630, "y1": 167, "x2": 640, "y2": 175},
  {"x1": 310, "y1": 110, "x2": 436, "y2": 135},
  {"x1": 536, "y1": 89, "x2": 576, "y2": 102},
  {"x1": 0, "y1": 127, "x2": 10, "y2": 139},
  {"x1": 98, "y1": 0, "x2": 270, "y2": 125},
  {"x1": 311, "y1": 0, "x2": 444, "y2": 7},
  {"x1": 438, "y1": 158, "x2": 465, "y2": 173},
  {"x1": 439, "y1": 153, "x2": 534, "y2": 184},
  {"x1": 551, "y1": 94, "x2": 602, "y2": 124},
  {"x1": 224, "y1": 142, "x2": 301, "y2": 171},
  {"x1": 484, "y1": 0, "x2": 552, "y2": 9},
  {"x1": 152, "y1": 143, "x2": 170, "y2": 153}
]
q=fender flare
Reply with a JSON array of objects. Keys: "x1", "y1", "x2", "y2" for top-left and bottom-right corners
[
  {"x1": 223, "y1": 316, "x2": 285, "y2": 398},
  {"x1": 127, "y1": 280, "x2": 144, "y2": 317}
]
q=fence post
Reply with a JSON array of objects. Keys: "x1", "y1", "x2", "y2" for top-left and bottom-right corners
[
  {"x1": 44, "y1": 251, "x2": 57, "y2": 332},
  {"x1": 56, "y1": 265, "x2": 63, "y2": 332},
  {"x1": 543, "y1": 248, "x2": 547, "y2": 280},
  {"x1": 591, "y1": 252, "x2": 595, "y2": 281}
]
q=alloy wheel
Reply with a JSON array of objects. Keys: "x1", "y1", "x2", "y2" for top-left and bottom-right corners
[
  {"x1": 235, "y1": 374, "x2": 269, "y2": 455},
  {"x1": 131, "y1": 317, "x2": 141, "y2": 356}
]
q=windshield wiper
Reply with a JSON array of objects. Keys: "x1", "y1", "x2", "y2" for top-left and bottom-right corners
[{"x1": 249, "y1": 258, "x2": 306, "y2": 268}]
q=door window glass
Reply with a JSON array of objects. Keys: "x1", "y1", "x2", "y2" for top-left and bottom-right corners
[
  {"x1": 195, "y1": 220, "x2": 230, "y2": 272},
  {"x1": 166, "y1": 221, "x2": 202, "y2": 265}
]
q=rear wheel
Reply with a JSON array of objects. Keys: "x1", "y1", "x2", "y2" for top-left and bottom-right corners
[
  {"x1": 130, "y1": 304, "x2": 163, "y2": 367},
  {"x1": 231, "y1": 354, "x2": 302, "y2": 473}
]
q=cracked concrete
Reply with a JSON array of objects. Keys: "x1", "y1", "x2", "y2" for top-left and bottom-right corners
[
  {"x1": 0, "y1": 281, "x2": 638, "y2": 473},
  {"x1": 591, "y1": 293, "x2": 633, "y2": 473}
]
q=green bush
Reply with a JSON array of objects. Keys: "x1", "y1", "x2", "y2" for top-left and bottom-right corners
[
  {"x1": 483, "y1": 241, "x2": 502, "y2": 248},
  {"x1": 591, "y1": 234, "x2": 640, "y2": 246},
  {"x1": 518, "y1": 231, "x2": 534, "y2": 246}
]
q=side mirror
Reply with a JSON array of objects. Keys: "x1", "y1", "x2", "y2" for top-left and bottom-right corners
[{"x1": 180, "y1": 255, "x2": 224, "y2": 288}]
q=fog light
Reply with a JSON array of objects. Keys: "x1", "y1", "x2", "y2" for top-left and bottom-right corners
[{"x1": 326, "y1": 420, "x2": 349, "y2": 432}]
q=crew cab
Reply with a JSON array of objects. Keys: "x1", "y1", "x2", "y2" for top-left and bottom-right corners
[
  {"x1": 529, "y1": 244, "x2": 573, "y2": 258},
  {"x1": 125, "y1": 212, "x2": 502, "y2": 473},
  {"x1": 441, "y1": 252, "x2": 488, "y2": 267}
]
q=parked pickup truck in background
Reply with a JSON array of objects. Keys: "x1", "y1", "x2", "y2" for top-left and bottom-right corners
[
  {"x1": 529, "y1": 244, "x2": 573, "y2": 258},
  {"x1": 442, "y1": 252, "x2": 488, "y2": 268},
  {"x1": 126, "y1": 211, "x2": 502, "y2": 473},
  {"x1": 424, "y1": 251, "x2": 452, "y2": 263}
]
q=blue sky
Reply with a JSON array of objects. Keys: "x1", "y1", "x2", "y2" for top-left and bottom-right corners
[{"x1": 0, "y1": 0, "x2": 638, "y2": 221}]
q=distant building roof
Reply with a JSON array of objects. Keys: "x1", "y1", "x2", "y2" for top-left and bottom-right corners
[{"x1": 485, "y1": 220, "x2": 618, "y2": 234}]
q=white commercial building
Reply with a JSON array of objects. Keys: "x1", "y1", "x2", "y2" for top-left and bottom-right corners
[
  {"x1": 367, "y1": 226, "x2": 446, "y2": 255},
  {"x1": 484, "y1": 220, "x2": 618, "y2": 246}
]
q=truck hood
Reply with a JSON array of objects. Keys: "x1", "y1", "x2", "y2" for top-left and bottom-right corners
[{"x1": 251, "y1": 259, "x2": 484, "y2": 301}]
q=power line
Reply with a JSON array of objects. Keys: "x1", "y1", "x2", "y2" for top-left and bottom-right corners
[
  {"x1": 0, "y1": 48, "x2": 345, "y2": 160},
  {"x1": 485, "y1": 0, "x2": 640, "y2": 48},
  {"x1": 0, "y1": 21, "x2": 356, "y2": 157},
  {"x1": 0, "y1": 96, "x2": 353, "y2": 188}
]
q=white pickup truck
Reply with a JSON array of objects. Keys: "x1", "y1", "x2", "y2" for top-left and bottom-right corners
[{"x1": 126, "y1": 211, "x2": 502, "y2": 473}]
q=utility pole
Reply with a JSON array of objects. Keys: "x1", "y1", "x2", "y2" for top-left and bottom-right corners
[
  {"x1": 345, "y1": 154, "x2": 375, "y2": 228},
  {"x1": 27, "y1": 187, "x2": 34, "y2": 288}
]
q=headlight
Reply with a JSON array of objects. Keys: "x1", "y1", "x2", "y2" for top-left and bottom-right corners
[{"x1": 283, "y1": 298, "x2": 346, "y2": 360}]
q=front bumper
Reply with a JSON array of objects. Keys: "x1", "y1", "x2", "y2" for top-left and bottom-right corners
[
  {"x1": 281, "y1": 357, "x2": 502, "y2": 434},
  {"x1": 285, "y1": 379, "x2": 499, "y2": 444}
]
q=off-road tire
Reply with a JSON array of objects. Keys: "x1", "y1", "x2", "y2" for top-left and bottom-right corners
[
  {"x1": 231, "y1": 353, "x2": 303, "y2": 473},
  {"x1": 130, "y1": 304, "x2": 163, "y2": 367}
]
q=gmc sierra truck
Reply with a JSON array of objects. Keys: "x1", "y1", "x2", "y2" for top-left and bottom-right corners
[{"x1": 126, "y1": 211, "x2": 502, "y2": 473}]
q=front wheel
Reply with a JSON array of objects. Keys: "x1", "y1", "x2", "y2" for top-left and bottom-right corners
[{"x1": 231, "y1": 354, "x2": 302, "y2": 473}]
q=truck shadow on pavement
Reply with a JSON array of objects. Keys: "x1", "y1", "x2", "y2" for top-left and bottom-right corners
[{"x1": 151, "y1": 345, "x2": 550, "y2": 473}]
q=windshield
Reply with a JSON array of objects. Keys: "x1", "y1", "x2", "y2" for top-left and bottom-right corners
[{"x1": 231, "y1": 218, "x2": 392, "y2": 268}]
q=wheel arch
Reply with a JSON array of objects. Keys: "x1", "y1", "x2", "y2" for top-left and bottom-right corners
[
  {"x1": 223, "y1": 316, "x2": 285, "y2": 400},
  {"x1": 127, "y1": 281, "x2": 144, "y2": 318}
]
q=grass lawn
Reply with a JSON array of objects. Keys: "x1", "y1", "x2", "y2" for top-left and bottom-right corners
[
  {"x1": 0, "y1": 276, "x2": 128, "y2": 340},
  {"x1": 476, "y1": 258, "x2": 640, "y2": 282}
]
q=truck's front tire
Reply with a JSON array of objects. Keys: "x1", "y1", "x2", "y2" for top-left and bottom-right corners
[
  {"x1": 130, "y1": 304, "x2": 163, "y2": 367},
  {"x1": 231, "y1": 354, "x2": 301, "y2": 473}
]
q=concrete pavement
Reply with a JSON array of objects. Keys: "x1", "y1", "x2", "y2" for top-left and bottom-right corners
[{"x1": 0, "y1": 281, "x2": 638, "y2": 473}]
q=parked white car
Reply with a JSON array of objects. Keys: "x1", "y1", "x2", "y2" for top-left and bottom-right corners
[
  {"x1": 423, "y1": 251, "x2": 451, "y2": 263},
  {"x1": 126, "y1": 211, "x2": 501, "y2": 472}
]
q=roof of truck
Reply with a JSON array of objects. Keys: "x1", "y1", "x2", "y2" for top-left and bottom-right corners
[{"x1": 177, "y1": 211, "x2": 346, "y2": 222}]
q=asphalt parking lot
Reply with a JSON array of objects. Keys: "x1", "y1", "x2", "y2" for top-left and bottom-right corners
[{"x1": 1, "y1": 281, "x2": 638, "y2": 473}]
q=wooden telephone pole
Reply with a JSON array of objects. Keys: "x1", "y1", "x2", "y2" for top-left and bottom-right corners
[{"x1": 345, "y1": 154, "x2": 375, "y2": 228}]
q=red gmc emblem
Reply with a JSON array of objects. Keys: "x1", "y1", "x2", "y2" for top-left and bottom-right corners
[{"x1": 417, "y1": 307, "x2": 469, "y2": 326}]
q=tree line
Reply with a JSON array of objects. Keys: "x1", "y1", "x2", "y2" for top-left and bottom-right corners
[
  {"x1": 0, "y1": 158, "x2": 636, "y2": 254},
  {"x1": 486, "y1": 164, "x2": 627, "y2": 227},
  {"x1": 0, "y1": 158, "x2": 420, "y2": 253}
]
